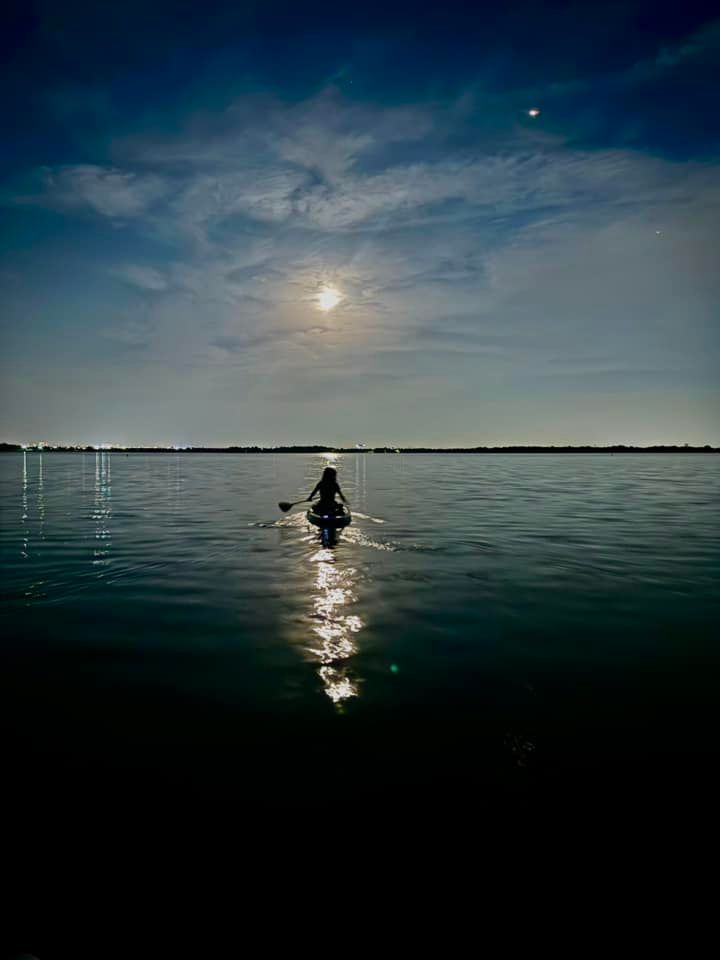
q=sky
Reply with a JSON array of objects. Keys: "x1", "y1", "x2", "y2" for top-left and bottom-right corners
[{"x1": 1, "y1": 0, "x2": 718, "y2": 446}]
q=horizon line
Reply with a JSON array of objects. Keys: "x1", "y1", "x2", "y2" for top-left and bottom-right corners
[{"x1": 2, "y1": 442, "x2": 718, "y2": 453}]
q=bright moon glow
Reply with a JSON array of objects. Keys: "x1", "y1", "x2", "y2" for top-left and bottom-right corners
[
  {"x1": 528, "y1": 108, "x2": 541, "y2": 117},
  {"x1": 317, "y1": 286, "x2": 342, "y2": 311}
]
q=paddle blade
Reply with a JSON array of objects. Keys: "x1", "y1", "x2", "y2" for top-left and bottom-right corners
[{"x1": 278, "y1": 501, "x2": 293, "y2": 512}]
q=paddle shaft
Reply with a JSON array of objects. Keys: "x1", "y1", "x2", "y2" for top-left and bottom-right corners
[{"x1": 278, "y1": 496, "x2": 318, "y2": 512}]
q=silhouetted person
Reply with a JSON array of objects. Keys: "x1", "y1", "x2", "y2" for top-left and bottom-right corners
[{"x1": 308, "y1": 466, "x2": 347, "y2": 515}]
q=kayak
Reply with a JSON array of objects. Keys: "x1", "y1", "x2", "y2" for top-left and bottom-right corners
[{"x1": 306, "y1": 508, "x2": 352, "y2": 530}]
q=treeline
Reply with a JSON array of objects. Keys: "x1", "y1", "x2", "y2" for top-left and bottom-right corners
[
  {"x1": 3, "y1": 442, "x2": 718, "y2": 453},
  {"x1": 385, "y1": 445, "x2": 718, "y2": 453}
]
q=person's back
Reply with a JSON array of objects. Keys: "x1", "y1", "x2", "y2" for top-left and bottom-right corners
[{"x1": 309, "y1": 466, "x2": 347, "y2": 514}]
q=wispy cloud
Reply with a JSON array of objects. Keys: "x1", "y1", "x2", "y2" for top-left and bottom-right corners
[
  {"x1": 13, "y1": 86, "x2": 714, "y2": 245},
  {"x1": 14, "y1": 164, "x2": 168, "y2": 219},
  {"x1": 632, "y1": 18, "x2": 720, "y2": 74},
  {"x1": 113, "y1": 264, "x2": 168, "y2": 291}
]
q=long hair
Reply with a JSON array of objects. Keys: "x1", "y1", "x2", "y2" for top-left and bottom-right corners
[{"x1": 321, "y1": 466, "x2": 337, "y2": 482}]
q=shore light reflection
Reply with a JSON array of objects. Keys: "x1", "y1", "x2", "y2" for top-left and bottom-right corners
[{"x1": 93, "y1": 450, "x2": 112, "y2": 565}]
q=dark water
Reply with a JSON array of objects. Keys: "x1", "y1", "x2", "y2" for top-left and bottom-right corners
[{"x1": 2, "y1": 452, "x2": 719, "y2": 820}]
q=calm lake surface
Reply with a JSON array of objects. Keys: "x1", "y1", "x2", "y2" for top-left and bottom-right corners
[{"x1": 2, "y1": 452, "x2": 719, "y2": 814}]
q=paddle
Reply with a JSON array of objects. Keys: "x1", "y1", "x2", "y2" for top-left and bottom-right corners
[{"x1": 278, "y1": 497, "x2": 313, "y2": 512}]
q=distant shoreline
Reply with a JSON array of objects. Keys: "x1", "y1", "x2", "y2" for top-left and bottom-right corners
[{"x1": 2, "y1": 443, "x2": 718, "y2": 454}]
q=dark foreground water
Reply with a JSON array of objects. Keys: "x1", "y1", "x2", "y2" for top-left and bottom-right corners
[{"x1": 2, "y1": 452, "x2": 719, "y2": 823}]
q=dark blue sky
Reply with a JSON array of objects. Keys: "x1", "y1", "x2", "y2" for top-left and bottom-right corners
[{"x1": 2, "y1": 0, "x2": 719, "y2": 445}]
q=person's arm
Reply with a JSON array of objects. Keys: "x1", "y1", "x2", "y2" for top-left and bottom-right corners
[
  {"x1": 336, "y1": 482, "x2": 347, "y2": 504},
  {"x1": 308, "y1": 482, "x2": 320, "y2": 501}
]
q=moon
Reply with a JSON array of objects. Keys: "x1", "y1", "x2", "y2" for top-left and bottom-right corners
[{"x1": 317, "y1": 286, "x2": 342, "y2": 311}]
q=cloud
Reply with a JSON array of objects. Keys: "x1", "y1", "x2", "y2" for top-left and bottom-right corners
[
  {"x1": 19, "y1": 142, "x2": 707, "y2": 247},
  {"x1": 19, "y1": 91, "x2": 716, "y2": 346},
  {"x1": 210, "y1": 332, "x2": 281, "y2": 353},
  {"x1": 13, "y1": 86, "x2": 712, "y2": 251},
  {"x1": 101, "y1": 317, "x2": 153, "y2": 348},
  {"x1": 637, "y1": 18, "x2": 720, "y2": 73},
  {"x1": 113, "y1": 264, "x2": 168, "y2": 291},
  {"x1": 3, "y1": 86, "x2": 719, "y2": 435},
  {"x1": 15, "y1": 164, "x2": 168, "y2": 219},
  {"x1": 125, "y1": 84, "x2": 714, "y2": 242}
]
